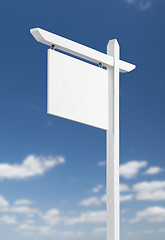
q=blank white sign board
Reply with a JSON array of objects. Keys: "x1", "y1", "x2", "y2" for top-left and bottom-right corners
[{"x1": 47, "y1": 49, "x2": 108, "y2": 130}]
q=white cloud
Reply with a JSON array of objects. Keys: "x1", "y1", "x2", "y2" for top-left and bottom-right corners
[
  {"x1": 92, "y1": 184, "x2": 130, "y2": 193},
  {"x1": 0, "y1": 195, "x2": 39, "y2": 217},
  {"x1": 139, "y1": 1, "x2": 151, "y2": 10},
  {"x1": 125, "y1": 0, "x2": 135, "y2": 3},
  {"x1": 38, "y1": 226, "x2": 84, "y2": 237},
  {"x1": 124, "y1": 0, "x2": 151, "y2": 10},
  {"x1": 120, "y1": 161, "x2": 147, "y2": 179},
  {"x1": 24, "y1": 219, "x2": 36, "y2": 225},
  {"x1": 79, "y1": 197, "x2": 101, "y2": 206},
  {"x1": 97, "y1": 161, "x2": 106, "y2": 166},
  {"x1": 120, "y1": 194, "x2": 133, "y2": 202},
  {"x1": 128, "y1": 230, "x2": 154, "y2": 236},
  {"x1": 38, "y1": 226, "x2": 53, "y2": 235},
  {"x1": 10, "y1": 206, "x2": 38, "y2": 216},
  {"x1": 133, "y1": 181, "x2": 165, "y2": 192},
  {"x1": 18, "y1": 223, "x2": 37, "y2": 231},
  {"x1": 101, "y1": 194, "x2": 106, "y2": 203},
  {"x1": 145, "y1": 166, "x2": 163, "y2": 175},
  {"x1": 17, "y1": 221, "x2": 85, "y2": 238},
  {"x1": 79, "y1": 192, "x2": 132, "y2": 206},
  {"x1": 0, "y1": 215, "x2": 17, "y2": 224},
  {"x1": 92, "y1": 184, "x2": 104, "y2": 193},
  {"x1": 0, "y1": 155, "x2": 65, "y2": 180},
  {"x1": 133, "y1": 181, "x2": 165, "y2": 201},
  {"x1": 41, "y1": 209, "x2": 106, "y2": 226},
  {"x1": 137, "y1": 189, "x2": 165, "y2": 201},
  {"x1": 0, "y1": 195, "x2": 9, "y2": 209},
  {"x1": 41, "y1": 209, "x2": 61, "y2": 226},
  {"x1": 17, "y1": 223, "x2": 54, "y2": 236},
  {"x1": 60, "y1": 231, "x2": 84, "y2": 237},
  {"x1": 14, "y1": 199, "x2": 33, "y2": 205},
  {"x1": 130, "y1": 206, "x2": 165, "y2": 223},
  {"x1": 79, "y1": 194, "x2": 107, "y2": 206},
  {"x1": 120, "y1": 184, "x2": 130, "y2": 192},
  {"x1": 64, "y1": 211, "x2": 106, "y2": 225},
  {"x1": 93, "y1": 227, "x2": 106, "y2": 234}
]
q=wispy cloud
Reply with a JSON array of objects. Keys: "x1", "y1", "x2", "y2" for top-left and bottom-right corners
[
  {"x1": 139, "y1": 1, "x2": 151, "y2": 10},
  {"x1": 79, "y1": 197, "x2": 102, "y2": 206},
  {"x1": 120, "y1": 183, "x2": 130, "y2": 192},
  {"x1": 97, "y1": 161, "x2": 106, "y2": 166},
  {"x1": 47, "y1": 120, "x2": 53, "y2": 127},
  {"x1": 30, "y1": 105, "x2": 41, "y2": 112},
  {"x1": 124, "y1": 0, "x2": 152, "y2": 10},
  {"x1": 145, "y1": 166, "x2": 163, "y2": 175},
  {"x1": 92, "y1": 184, "x2": 104, "y2": 193},
  {"x1": 0, "y1": 215, "x2": 17, "y2": 225},
  {"x1": 0, "y1": 195, "x2": 9, "y2": 209},
  {"x1": 98, "y1": 160, "x2": 148, "y2": 178},
  {"x1": 128, "y1": 229, "x2": 154, "y2": 236},
  {"x1": 41, "y1": 209, "x2": 61, "y2": 226},
  {"x1": 120, "y1": 161, "x2": 147, "y2": 179},
  {"x1": 18, "y1": 223, "x2": 37, "y2": 231},
  {"x1": 10, "y1": 206, "x2": 39, "y2": 217},
  {"x1": 41, "y1": 208, "x2": 106, "y2": 226},
  {"x1": 0, "y1": 155, "x2": 65, "y2": 180},
  {"x1": 120, "y1": 194, "x2": 133, "y2": 202},
  {"x1": 38, "y1": 226, "x2": 53, "y2": 235},
  {"x1": 14, "y1": 199, "x2": 33, "y2": 205},
  {"x1": 0, "y1": 195, "x2": 39, "y2": 217},
  {"x1": 17, "y1": 221, "x2": 85, "y2": 237},
  {"x1": 93, "y1": 227, "x2": 106, "y2": 235},
  {"x1": 133, "y1": 181, "x2": 165, "y2": 201},
  {"x1": 79, "y1": 192, "x2": 132, "y2": 206},
  {"x1": 130, "y1": 206, "x2": 165, "y2": 222},
  {"x1": 98, "y1": 159, "x2": 148, "y2": 180},
  {"x1": 64, "y1": 210, "x2": 106, "y2": 225}
]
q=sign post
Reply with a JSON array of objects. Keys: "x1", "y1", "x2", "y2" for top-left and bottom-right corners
[
  {"x1": 107, "y1": 39, "x2": 120, "y2": 240},
  {"x1": 30, "y1": 28, "x2": 135, "y2": 240}
]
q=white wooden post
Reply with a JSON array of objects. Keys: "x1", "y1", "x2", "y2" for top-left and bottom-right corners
[{"x1": 107, "y1": 39, "x2": 120, "y2": 240}]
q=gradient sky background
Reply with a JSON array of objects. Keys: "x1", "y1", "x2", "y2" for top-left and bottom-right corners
[{"x1": 0, "y1": 0, "x2": 165, "y2": 240}]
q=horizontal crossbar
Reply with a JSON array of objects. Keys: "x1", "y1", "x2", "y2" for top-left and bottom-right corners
[{"x1": 30, "y1": 28, "x2": 135, "y2": 73}]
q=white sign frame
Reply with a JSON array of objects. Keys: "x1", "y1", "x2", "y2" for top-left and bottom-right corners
[{"x1": 30, "y1": 28, "x2": 136, "y2": 240}]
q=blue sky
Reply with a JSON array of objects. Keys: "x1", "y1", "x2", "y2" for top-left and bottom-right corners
[{"x1": 0, "y1": 0, "x2": 165, "y2": 239}]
